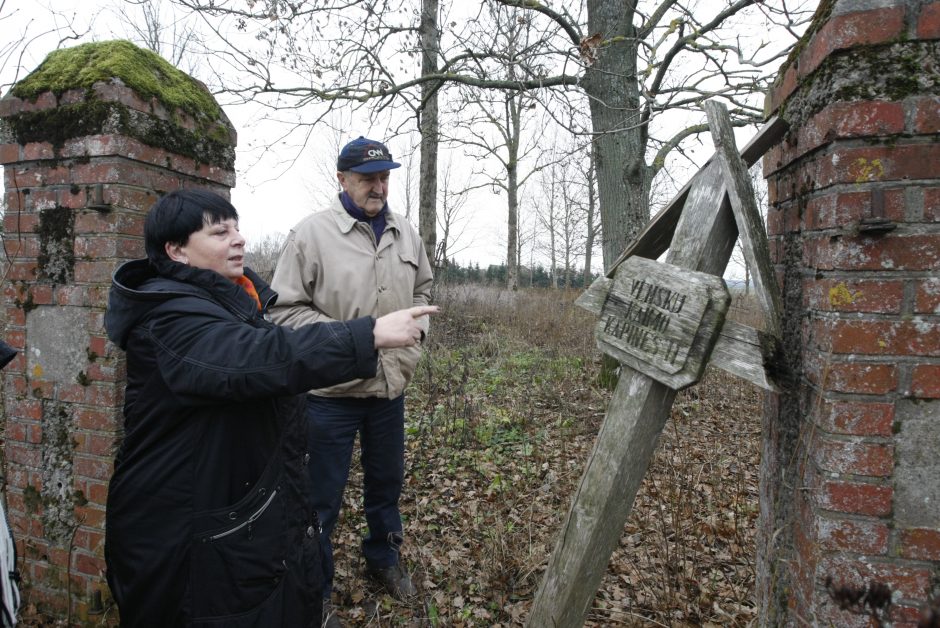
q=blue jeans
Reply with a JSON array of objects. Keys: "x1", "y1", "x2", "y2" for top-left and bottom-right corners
[{"x1": 305, "y1": 394, "x2": 406, "y2": 597}]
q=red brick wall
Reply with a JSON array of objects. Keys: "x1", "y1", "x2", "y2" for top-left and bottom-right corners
[
  {"x1": 0, "y1": 61, "x2": 235, "y2": 621},
  {"x1": 761, "y1": 1, "x2": 940, "y2": 625}
]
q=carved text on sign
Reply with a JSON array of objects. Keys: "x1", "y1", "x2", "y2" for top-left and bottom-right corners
[{"x1": 594, "y1": 256, "x2": 730, "y2": 389}]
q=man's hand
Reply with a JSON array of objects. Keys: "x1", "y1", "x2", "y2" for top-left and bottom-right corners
[{"x1": 374, "y1": 305, "x2": 439, "y2": 349}]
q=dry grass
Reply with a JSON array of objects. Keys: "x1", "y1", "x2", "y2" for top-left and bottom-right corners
[{"x1": 327, "y1": 284, "x2": 766, "y2": 626}]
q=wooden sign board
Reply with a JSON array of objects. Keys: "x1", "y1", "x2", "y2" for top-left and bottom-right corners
[{"x1": 595, "y1": 256, "x2": 730, "y2": 390}]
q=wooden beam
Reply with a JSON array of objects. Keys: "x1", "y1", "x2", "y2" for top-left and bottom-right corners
[
  {"x1": 606, "y1": 115, "x2": 788, "y2": 276},
  {"x1": 528, "y1": 157, "x2": 740, "y2": 628},
  {"x1": 704, "y1": 100, "x2": 783, "y2": 339},
  {"x1": 710, "y1": 320, "x2": 783, "y2": 392}
]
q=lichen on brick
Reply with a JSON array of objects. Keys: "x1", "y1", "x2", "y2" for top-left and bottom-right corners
[
  {"x1": 776, "y1": 40, "x2": 940, "y2": 128},
  {"x1": 40, "y1": 401, "x2": 79, "y2": 545},
  {"x1": 37, "y1": 206, "x2": 75, "y2": 284}
]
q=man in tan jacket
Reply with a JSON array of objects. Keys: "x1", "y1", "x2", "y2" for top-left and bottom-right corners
[{"x1": 269, "y1": 136, "x2": 433, "y2": 626}]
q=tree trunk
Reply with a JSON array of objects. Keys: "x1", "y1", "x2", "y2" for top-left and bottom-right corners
[
  {"x1": 583, "y1": 142, "x2": 597, "y2": 286},
  {"x1": 505, "y1": 94, "x2": 520, "y2": 291},
  {"x1": 418, "y1": 0, "x2": 440, "y2": 270},
  {"x1": 583, "y1": 0, "x2": 652, "y2": 272}
]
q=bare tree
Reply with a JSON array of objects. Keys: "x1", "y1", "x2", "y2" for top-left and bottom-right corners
[
  {"x1": 444, "y1": 2, "x2": 563, "y2": 290},
  {"x1": 114, "y1": 0, "x2": 203, "y2": 71},
  {"x1": 534, "y1": 148, "x2": 590, "y2": 289},
  {"x1": 166, "y1": 0, "x2": 811, "y2": 271},
  {"x1": 243, "y1": 232, "x2": 286, "y2": 282},
  {"x1": 418, "y1": 0, "x2": 441, "y2": 268},
  {"x1": 581, "y1": 140, "x2": 600, "y2": 286},
  {"x1": 433, "y1": 158, "x2": 473, "y2": 268},
  {"x1": 0, "y1": 0, "x2": 90, "y2": 93}
]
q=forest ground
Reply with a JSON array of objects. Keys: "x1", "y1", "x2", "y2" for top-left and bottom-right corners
[{"x1": 327, "y1": 283, "x2": 767, "y2": 627}]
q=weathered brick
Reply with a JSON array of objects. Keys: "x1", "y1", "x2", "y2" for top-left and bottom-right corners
[
  {"x1": 73, "y1": 407, "x2": 118, "y2": 431},
  {"x1": 74, "y1": 528, "x2": 105, "y2": 555},
  {"x1": 821, "y1": 233, "x2": 939, "y2": 272},
  {"x1": 0, "y1": 143, "x2": 21, "y2": 164},
  {"x1": 899, "y1": 528, "x2": 940, "y2": 561},
  {"x1": 805, "y1": 189, "x2": 906, "y2": 231},
  {"x1": 817, "y1": 479, "x2": 893, "y2": 516},
  {"x1": 924, "y1": 187, "x2": 940, "y2": 222},
  {"x1": 799, "y1": 8, "x2": 906, "y2": 80},
  {"x1": 73, "y1": 260, "x2": 117, "y2": 284},
  {"x1": 910, "y1": 365, "x2": 940, "y2": 398},
  {"x1": 54, "y1": 285, "x2": 89, "y2": 307},
  {"x1": 818, "y1": 400, "x2": 895, "y2": 437},
  {"x1": 918, "y1": 1, "x2": 940, "y2": 38},
  {"x1": 28, "y1": 284, "x2": 54, "y2": 306},
  {"x1": 73, "y1": 432, "x2": 117, "y2": 458},
  {"x1": 809, "y1": 144, "x2": 940, "y2": 190},
  {"x1": 805, "y1": 278, "x2": 905, "y2": 314},
  {"x1": 798, "y1": 102, "x2": 906, "y2": 158},
  {"x1": 811, "y1": 361, "x2": 898, "y2": 395},
  {"x1": 818, "y1": 554, "x2": 932, "y2": 601},
  {"x1": 72, "y1": 552, "x2": 106, "y2": 578},
  {"x1": 910, "y1": 95, "x2": 940, "y2": 135},
  {"x1": 891, "y1": 604, "x2": 929, "y2": 627},
  {"x1": 820, "y1": 319, "x2": 940, "y2": 357},
  {"x1": 816, "y1": 516, "x2": 890, "y2": 555},
  {"x1": 72, "y1": 455, "x2": 113, "y2": 482},
  {"x1": 915, "y1": 277, "x2": 940, "y2": 314},
  {"x1": 75, "y1": 236, "x2": 117, "y2": 259},
  {"x1": 22, "y1": 142, "x2": 54, "y2": 161},
  {"x1": 813, "y1": 435, "x2": 894, "y2": 477}
]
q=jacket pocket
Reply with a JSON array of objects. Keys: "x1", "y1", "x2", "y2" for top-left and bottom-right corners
[
  {"x1": 190, "y1": 483, "x2": 288, "y2": 619},
  {"x1": 397, "y1": 250, "x2": 419, "y2": 270}
]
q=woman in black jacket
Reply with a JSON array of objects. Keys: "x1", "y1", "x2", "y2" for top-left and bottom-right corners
[{"x1": 104, "y1": 189, "x2": 435, "y2": 627}]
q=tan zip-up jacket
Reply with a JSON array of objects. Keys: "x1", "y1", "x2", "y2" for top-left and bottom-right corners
[{"x1": 269, "y1": 196, "x2": 433, "y2": 398}]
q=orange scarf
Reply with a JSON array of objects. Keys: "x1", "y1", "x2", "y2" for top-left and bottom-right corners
[{"x1": 234, "y1": 275, "x2": 262, "y2": 310}]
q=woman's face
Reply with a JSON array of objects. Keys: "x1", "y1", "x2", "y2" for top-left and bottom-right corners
[{"x1": 165, "y1": 217, "x2": 246, "y2": 280}]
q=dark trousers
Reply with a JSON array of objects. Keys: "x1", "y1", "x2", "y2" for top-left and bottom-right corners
[{"x1": 306, "y1": 394, "x2": 406, "y2": 597}]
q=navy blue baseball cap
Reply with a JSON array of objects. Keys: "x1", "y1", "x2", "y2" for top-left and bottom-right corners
[{"x1": 337, "y1": 136, "x2": 402, "y2": 173}]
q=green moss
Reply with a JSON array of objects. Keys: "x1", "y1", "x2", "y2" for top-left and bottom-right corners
[
  {"x1": 75, "y1": 371, "x2": 90, "y2": 387},
  {"x1": 72, "y1": 490, "x2": 88, "y2": 508},
  {"x1": 6, "y1": 98, "x2": 233, "y2": 168},
  {"x1": 5, "y1": 40, "x2": 234, "y2": 167},
  {"x1": 23, "y1": 485, "x2": 41, "y2": 514},
  {"x1": 13, "y1": 286, "x2": 36, "y2": 313},
  {"x1": 13, "y1": 40, "x2": 220, "y2": 121}
]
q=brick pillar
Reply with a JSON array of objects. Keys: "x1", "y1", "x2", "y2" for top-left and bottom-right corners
[
  {"x1": 760, "y1": 1, "x2": 940, "y2": 626},
  {"x1": 0, "y1": 40, "x2": 235, "y2": 621}
]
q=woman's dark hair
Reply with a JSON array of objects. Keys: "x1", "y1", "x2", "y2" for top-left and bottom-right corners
[{"x1": 144, "y1": 189, "x2": 239, "y2": 263}]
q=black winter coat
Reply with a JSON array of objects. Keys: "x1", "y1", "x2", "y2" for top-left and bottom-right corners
[{"x1": 104, "y1": 259, "x2": 378, "y2": 627}]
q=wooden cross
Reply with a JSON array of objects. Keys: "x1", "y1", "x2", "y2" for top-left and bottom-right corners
[{"x1": 526, "y1": 101, "x2": 786, "y2": 627}]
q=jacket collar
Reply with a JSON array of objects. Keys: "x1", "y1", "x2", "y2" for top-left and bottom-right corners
[{"x1": 328, "y1": 194, "x2": 402, "y2": 237}]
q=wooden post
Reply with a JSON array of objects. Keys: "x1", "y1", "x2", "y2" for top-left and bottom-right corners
[{"x1": 527, "y1": 105, "x2": 784, "y2": 627}]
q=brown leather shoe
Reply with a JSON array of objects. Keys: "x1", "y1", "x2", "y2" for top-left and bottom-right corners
[
  {"x1": 366, "y1": 563, "x2": 417, "y2": 600},
  {"x1": 322, "y1": 599, "x2": 343, "y2": 628}
]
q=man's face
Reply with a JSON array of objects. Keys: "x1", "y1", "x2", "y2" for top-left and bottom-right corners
[{"x1": 338, "y1": 170, "x2": 390, "y2": 217}]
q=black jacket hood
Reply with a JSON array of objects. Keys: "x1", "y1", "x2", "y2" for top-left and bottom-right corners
[{"x1": 106, "y1": 258, "x2": 276, "y2": 350}]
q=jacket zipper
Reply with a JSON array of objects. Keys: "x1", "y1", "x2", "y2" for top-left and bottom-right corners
[{"x1": 206, "y1": 488, "x2": 278, "y2": 542}]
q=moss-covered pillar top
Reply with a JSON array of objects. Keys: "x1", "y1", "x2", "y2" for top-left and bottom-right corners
[{"x1": 0, "y1": 39, "x2": 236, "y2": 185}]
